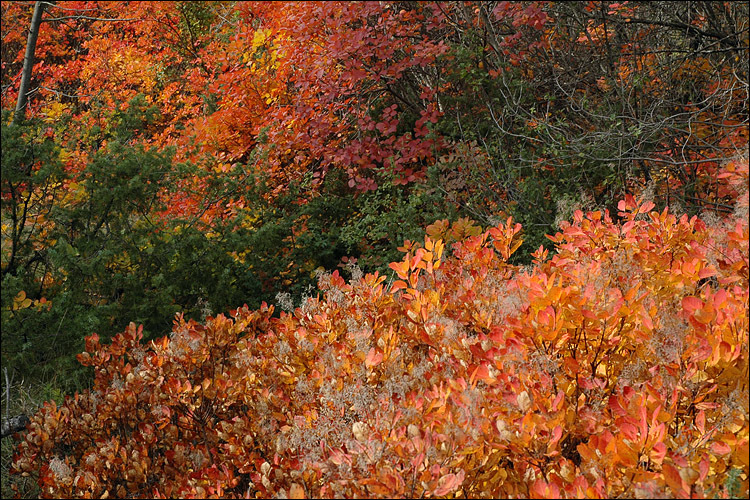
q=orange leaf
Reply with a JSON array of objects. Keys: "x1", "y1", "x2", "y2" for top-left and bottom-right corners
[
  {"x1": 682, "y1": 296, "x2": 703, "y2": 312},
  {"x1": 391, "y1": 280, "x2": 407, "y2": 293},
  {"x1": 649, "y1": 441, "x2": 667, "y2": 465},
  {"x1": 433, "y1": 472, "x2": 464, "y2": 496},
  {"x1": 639, "y1": 201, "x2": 655, "y2": 213},
  {"x1": 662, "y1": 463, "x2": 688, "y2": 496},
  {"x1": 289, "y1": 483, "x2": 305, "y2": 499},
  {"x1": 389, "y1": 259, "x2": 410, "y2": 279},
  {"x1": 547, "y1": 425, "x2": 563, "y2": 454},
  {"x1": 365, "y1": 348, "x2": 383, "y2": 368},
  {"x1": 710, "y1": 441, "x2": 731, "y2": 455},
  {"x1": 693, "y1": 305, "x2": 716, "y2": 324},
  {"x1": 699, "y1": 458, "x2": 710, "y2": 481},
  {"x1": 695, "y1": 410, "x2": 705, "y2": 435},
  {"x1": 736, "y1": 440, "x2": 749, "y2": 467},
  {"x1": 563, "y1": 357, "x2": 581, "y2": 375},
  {"x1": 615, "y1": 438, "x2": 638, "y2": 468},
  {"x1": 469, "y1": 364, "x2": 489, "y2": 386}
]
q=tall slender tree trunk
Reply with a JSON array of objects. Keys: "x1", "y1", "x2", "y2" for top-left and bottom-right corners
[{"x1": 12, "y1": 1, "x2": 46, "y2": 126}]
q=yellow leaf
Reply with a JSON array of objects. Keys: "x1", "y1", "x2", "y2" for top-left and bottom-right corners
[{"x1": 13, "y1": 291, "x2": 32, "y2": 310}]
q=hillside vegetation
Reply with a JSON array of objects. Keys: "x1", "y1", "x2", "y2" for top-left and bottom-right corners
[{"x1": 1, "y1": 1, "x2": 748, "y2": 498}]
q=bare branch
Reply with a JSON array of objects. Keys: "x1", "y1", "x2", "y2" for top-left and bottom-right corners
[{"x1": 43, "y1": 15, "x2": 140, "y2": 22}]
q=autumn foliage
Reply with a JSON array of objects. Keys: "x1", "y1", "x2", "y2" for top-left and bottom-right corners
[
  {"x1": 11, "y1": 172, "x2": 749, "y2": 497},
  {"x1": 2, "y1": 1, "x2": 749, "y2": 498}
]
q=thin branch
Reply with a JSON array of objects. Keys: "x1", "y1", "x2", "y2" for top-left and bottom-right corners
[
  {"x1": 38, "y1": 1, "x2": 96, "y2": 11},
  {"x1": 43, "y1": 15, "x2": 140, "y2": 22}
]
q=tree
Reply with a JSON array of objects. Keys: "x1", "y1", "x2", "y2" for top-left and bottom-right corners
[{"x1": 11, "y1": 1, "x2": 47, "y2": 125}]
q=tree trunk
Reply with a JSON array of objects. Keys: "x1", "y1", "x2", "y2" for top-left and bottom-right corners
[{"x1": 12, "y1": 1, "x2": 47, "y2": 126}]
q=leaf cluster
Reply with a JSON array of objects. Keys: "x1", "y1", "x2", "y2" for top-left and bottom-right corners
[{"x1": 10, "y1": 194, "x2": 749, "y2": 498}]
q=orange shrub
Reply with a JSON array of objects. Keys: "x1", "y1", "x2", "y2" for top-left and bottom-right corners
[{"x1": 11, "y1": 193, "x2": 749, "y2": 498}]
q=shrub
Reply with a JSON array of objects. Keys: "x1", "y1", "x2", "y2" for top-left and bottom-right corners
[{"x1": 10, "y1": 191, "x2": 749, "y2": 498}]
